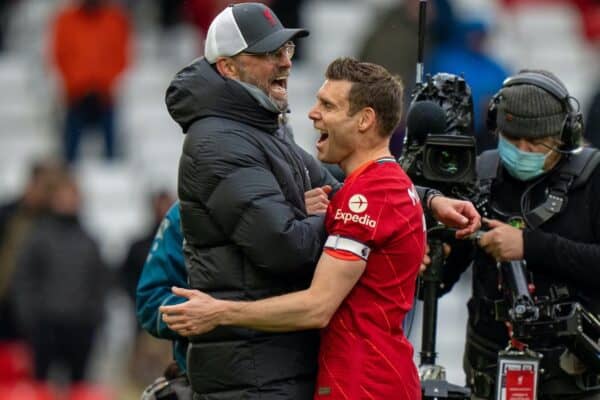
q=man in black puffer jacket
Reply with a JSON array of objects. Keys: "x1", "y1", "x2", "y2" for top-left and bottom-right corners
[{"x1": 165, "y1": 3, "x2": 338, "y2": 399}]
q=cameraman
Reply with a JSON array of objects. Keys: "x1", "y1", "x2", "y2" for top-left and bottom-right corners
[{"x1": 440, "y1": 70, "x2": 600, "y2": 399}]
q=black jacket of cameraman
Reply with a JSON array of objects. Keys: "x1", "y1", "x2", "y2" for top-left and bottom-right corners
[
  {"x1": 440, "y1": 69, "x2": 600, "y2": 399},
  {"x1": 441, "y1": 152, "x2": 600, "y2": 399}
]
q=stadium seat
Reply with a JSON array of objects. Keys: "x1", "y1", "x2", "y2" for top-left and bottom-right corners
[
  {"x1": 67, "y1": 383, "x2": 114, "y2": 400},
  {"x1": 0, "y1": 381, "x2": 55, "y2": 400},
  {"x1": 0, "y1": 341, "x2": 33, "y2": 383}
]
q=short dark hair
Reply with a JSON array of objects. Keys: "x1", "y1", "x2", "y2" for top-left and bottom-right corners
[{"x1": 325, "y1": 57, "x2": 404, "y2": 137}]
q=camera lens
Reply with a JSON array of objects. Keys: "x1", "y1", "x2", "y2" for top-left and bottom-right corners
[
  {"x1": 425, "y1": 146, "x2": 473, "y2": 181},
  {"x1": 437, "y1": 150, "x2": 459, "y2": 176}
]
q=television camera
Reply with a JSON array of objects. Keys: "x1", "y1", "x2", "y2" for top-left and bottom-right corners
[
  {"x1": 496, "y1": 260, "x2": 600, "y2": 374},
  {"x1": 400, "y1": 72, "x2": 478, "y2": 201},
  {"x1": 397, "y1": 2, "x2": 479, "y2": 399}
]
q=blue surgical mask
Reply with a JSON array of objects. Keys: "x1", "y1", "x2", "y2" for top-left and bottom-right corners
[{"x1": 497, "y1": 135, "x2": 550, "y2": 181}]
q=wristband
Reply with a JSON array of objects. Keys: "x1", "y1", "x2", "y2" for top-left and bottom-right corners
[{"x1": 425, "y1": 190, "x2": 443, "y2": 215}]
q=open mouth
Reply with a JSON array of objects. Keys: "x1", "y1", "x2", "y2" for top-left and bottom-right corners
[
  {"x1": 317, "y1": 131, "x2": 329, "y2": 144},
  {"x1": 271, "y1": 77, "x2": 288, "y2": 95}
]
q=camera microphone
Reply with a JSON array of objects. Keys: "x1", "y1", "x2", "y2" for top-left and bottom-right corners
[{"x1": 406, "y1": 100, "x2": 447, "y2": 146}]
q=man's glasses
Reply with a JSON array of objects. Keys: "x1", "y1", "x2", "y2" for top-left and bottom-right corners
[{"x1": 243, "y1": 42, "x2": 295, "y2": 62}]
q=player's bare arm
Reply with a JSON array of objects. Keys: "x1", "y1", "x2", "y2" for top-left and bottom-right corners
[{"x1": 160, "y1": 252, "x2": 365, "y2": 336}]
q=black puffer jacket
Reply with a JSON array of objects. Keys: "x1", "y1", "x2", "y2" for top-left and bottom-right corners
[{"x1": 166, "y1": 58, "x2": 339, "y2": 400}]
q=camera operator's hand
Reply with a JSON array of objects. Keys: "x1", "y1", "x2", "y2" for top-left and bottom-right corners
[
  {"x1": 478, "y1": 219, "x2": 523, "y2": 261},
  {"x1": 305, "y1": 185, "x2": 332, "y2": 215},
  {"x1": 429, "y1": 196, "x2": 481, "y2": 239}
]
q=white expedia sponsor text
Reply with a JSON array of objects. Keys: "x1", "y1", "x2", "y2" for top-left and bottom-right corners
[{"x1": 334, "y1": 209, "x2": 377, "y2": 228}]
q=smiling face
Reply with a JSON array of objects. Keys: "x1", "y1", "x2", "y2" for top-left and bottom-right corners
[
  {"x1": 309, "y1": 79, "x2": 361, "y2": 168},
  {"x1": 231, "y1": 50, "x2": 292, "y2": 111}
]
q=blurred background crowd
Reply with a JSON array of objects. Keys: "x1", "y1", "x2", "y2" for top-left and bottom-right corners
[{"x1": 0, "y1": 0, "x2": 598, "y2": 399}]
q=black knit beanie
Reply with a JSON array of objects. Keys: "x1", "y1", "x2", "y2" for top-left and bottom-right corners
[{"x1": 496, "y1": 70, "x2": 567, "y2": 139}]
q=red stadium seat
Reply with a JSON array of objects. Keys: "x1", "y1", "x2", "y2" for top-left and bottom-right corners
[
  {"x1": 67, "y1": 383, "x2": 115, "y2": 400},
  {"x1": 0, "y1": 341, "x2": 34, "y2": 383},
  {"x1": 500, "y1": 0, "x2": 600, "y2": 41},
  {"x1": 0, "y1": 381, "x2": 55, "y2": 400},
  {"x1": 501, "y1": 0, "x2": 574, "y2": 7}
]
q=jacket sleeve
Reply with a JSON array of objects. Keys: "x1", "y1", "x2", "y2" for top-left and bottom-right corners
[
  {"x1": 207, "y1": 166, "x2": 326, "y2": 275},
  {"x1": 524, "y1": 230, "x2": 600, "y2": 290},
  {"x1": 523, "y1": 166, "x2": 600, "y2": 290},
  {"x1": 416, "y1": 186, "x2": 442, "y2": 210},
  {"x1": 136, "y1": 203, "x2": 189, "y2": 341}
]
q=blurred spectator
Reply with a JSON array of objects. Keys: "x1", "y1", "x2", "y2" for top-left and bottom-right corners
[
  {"x1": 135, "y1": 202, "x2": 191, "y2": 397},
  {"x1": 576, "y1": 0, "x2": 600, "y2": 40},
  {"x1": 157, "y1": 0, "x2": 184, "y2": 32},
  {"x1": 49, "y1": 0, "x2": 132, "y2": 163},
  {"x1": 154, "y1": 0, "x2": 185, "y2": 59},
  {"x1": 499, "y1": 1, "x2": 600, "y2": 45},
  {"x1": 120, "y1": 189, "x2": 174, "y2": 306},
  {"x1": 162, "y1": 1, "x2": 303, "y2": 63},
  {"x1": 269, "y1": 0, "x2": 307, "y2": 61},
  {"x1": 120, "y1": 190, "x2": 175, "y2": 391},
  {"x1": 0, "y1": 0, "x2": 18, "y2": 52},
  {"x1": 136, "y1": 202, "x2": 187, "y2": 373},
  {"x1": 426, "y1": 19, "x2": 510, "y2": 153},
  {"x1": 12, "y1": 171, "x2": 108, "y2": 384},
  {"x1": 0, "y1": 159, "x2": 62, "y2": 341},
  {"x1": 182, "y1": 0, "x2": 270, "y2": 54},
  {"x1": 358, "y1": 0, "x2": 455, "y2": 156}
]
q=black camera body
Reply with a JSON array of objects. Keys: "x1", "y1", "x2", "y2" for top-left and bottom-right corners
[
  {"x1": 400, "y1": 73, "x2": 478, "y2": 200},
  {"x1": 495, "y1": 262, "x2": 600, "y2": 374},
  {"x1": 421, "y1": 134, "x2": 477, "y2": 185}
]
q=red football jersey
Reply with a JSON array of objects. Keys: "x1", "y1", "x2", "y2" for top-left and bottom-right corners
[{"x1": 316, "y1": 158, "x2": 426, "y2": 400}]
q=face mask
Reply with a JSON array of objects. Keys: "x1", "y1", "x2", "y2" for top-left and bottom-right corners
[{"x1": 497, "y1": 135, "x2": 550, "y2": 181}]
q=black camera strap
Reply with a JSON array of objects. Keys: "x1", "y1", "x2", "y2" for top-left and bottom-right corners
[
  {"x1": 527, "y1": 148, "x2": 600, "y2": 229},
  {"x1": 474, "y1": 150, "x2": 499, "y2": 219},
  {"x1": 476, "y1": 148, "x2": 600, "y2": 229}
]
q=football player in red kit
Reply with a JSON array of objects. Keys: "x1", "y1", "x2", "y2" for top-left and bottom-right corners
[
  {"x1": 160, "y1": 57, "x2": 476, "y2": 399},
  {"x1": 310, "y1": 58, "x2": 424, "y2": 399}
]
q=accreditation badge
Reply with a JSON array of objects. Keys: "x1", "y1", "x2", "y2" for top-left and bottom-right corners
[{"x1": 495, "y1": 348, "x2": 541, "y2": 400}]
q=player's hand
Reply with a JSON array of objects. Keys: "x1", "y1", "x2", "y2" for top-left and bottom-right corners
[
  {"x1": 160, "y1": 287, "x2": 223, "y2": 336},
  {"x1": 429, "y1": 196, "x2": 481, "y2": 239},
  {"x1": 478, "y1": 219, "x2": 524, "y2": 261},
  {"x1": 305, "y1": 185, "x2": 332, "y2": 215}
]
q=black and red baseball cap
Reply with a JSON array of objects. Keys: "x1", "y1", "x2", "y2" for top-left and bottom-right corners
[{"x1": 204, "y1": 2, "x2": 309, "y2": 64}]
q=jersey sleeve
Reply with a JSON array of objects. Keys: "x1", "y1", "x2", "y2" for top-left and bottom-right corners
[
  {"x1": 325, "y1": 169, "x2": 425, "y2": 260},
  {"x1": 324, "y1": 248, "x2": 363, "y2": 261},
  {"x1": 325, "y1": 175, "x2": 388, "y2": 257}
]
